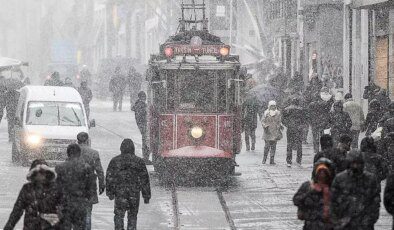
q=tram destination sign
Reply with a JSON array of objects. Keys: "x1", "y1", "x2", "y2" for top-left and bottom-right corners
[{"x1": 166, "y1": 44, "x2": 230, "y2": 56}]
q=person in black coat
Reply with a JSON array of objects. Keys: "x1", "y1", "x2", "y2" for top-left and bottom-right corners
[
  {"x1": 109, "y1": 67, "x2": 126, "y2": 112},
  {"x1": 4, "y1": 159, "x2": 63, "y2": 230},
  {"x1": 330, "y1": 150, "x2": 381, "y2": 230},
  {"x1": 77, "y1": 132, "x2": 105, "y2": 230},
  {"x1": 55, "y1": 144, "x2": 94, "y2": 229},
  {"x1": 361, "y1": 137, "x2": 388, "y2": 183},
  {"x1": 78, "y1": 80, "x2": 93, "y2": 119},
  {"x1": 365, "y1": 99, "x2": 384, "y2": 136},
  {"x1": 242, "y1": 95, "x2": 261, "y2": 151},
  {"x1": 44, "y1": 71, "x2": 64, "y2": 86},
  {"x1": 132, "y1": 91, "x2": 150, "y2": 164},
  {"x1": 329, "y1": 102, "x2": 352, "y2": 145},
  {"x1": 384, "y1": 173, "x2": 394, "y2": 230},
  {"x1": 308, "y1": 92, "x2": 334, "y2": 153},
  {"x1": 283, "y1": 97, "x2": 307, "y2": 166},
  {"x1": 106, "y1": 139, "x2": 151, "y2": 230},
  {"x1": 293, "y1": 158, "x2": 335, "y2": 230}
]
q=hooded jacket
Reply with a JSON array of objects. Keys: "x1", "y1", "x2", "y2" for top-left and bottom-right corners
[
  {"x1": 293, "y1": 158, "x2": 335, "y2": 230},
  {"x1": 4, "y1": 164, "x2": 63, "y2": 230},
  {"x1": 343, "y1": 99, "x2": 365, "y2": 131},
  {"x1": 106, "y1": 140, "x2": 151, "y2": 200}
]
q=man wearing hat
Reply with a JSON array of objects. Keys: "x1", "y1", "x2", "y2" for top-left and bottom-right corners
[{"x1": 106, "y1": 139, "x2": 151, "y2": 230}]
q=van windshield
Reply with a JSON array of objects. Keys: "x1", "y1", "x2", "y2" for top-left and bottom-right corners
[{"x1": 26, "y1": 101, "x2": 86, "y2": 126}]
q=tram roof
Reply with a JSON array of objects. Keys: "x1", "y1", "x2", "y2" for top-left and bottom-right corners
[{"x1": 149, "y1": 55, "x2": 241, "y2": 70}]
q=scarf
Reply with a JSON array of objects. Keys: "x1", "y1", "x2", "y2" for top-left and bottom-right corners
[{"x1": 311, "y1": 182, "x2": 331, "y2": 222}]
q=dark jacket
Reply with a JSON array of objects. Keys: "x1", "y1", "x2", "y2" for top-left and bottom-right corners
[
  {"x1": 384, "y1": 174, "x2": 394, "y2": 226},
  {"x1": 308, "y1": 98, "x2": 334, "y2": 129},
  {"x1": 329, "y1": 111, "x2": 352, "y2": 137},
  {"x1": 55, "y1": 158, "x2": 94, "y2": 204},
  {"x1": 363, "y1": 150, "x2": 388, "y2": 182},
  {"x1": 282, "y1": 105, "x2": 307, "y2": 130},
  {"x1": 382, "y1": 133, "x2": 394, "y2": 173},
  {"x1": 365, "y1": 109, "x2": 384, "y2": 136},
  {"x1": 44, "y1": 78, "x2": 64, "y2": 86},
  {"x1": 4, "y1": 165, "x2": 63, "y2": 230},
  {"x1": 109, "y1": 75, "x2": 126, "y2": 95},
  {"x1": 106, "y1": 152, "x2": 151, "y2": 200},
  {"x1": 242, "y1": 97, "x2": 261, "y2": 130},
  {"x1": 314, "y1": 148, "x2": 348, "y2": 174},
  {"x1": 330, "y1": 170, "x2": 381, "y2": 230},
  {"x1": 293, "y1": 158, "x2": 335, "y2": 230},
  {"x1": 80, "y1": 144, "x2": 105, "y2": 204},
  {"x1": 78, "y1": 87, "x2": 93, "y2": 106},
  {"x1": 132, "y1": 99, "x2": 147, "y2": 128}
]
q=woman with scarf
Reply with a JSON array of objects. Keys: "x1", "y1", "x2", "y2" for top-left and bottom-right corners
[
  {"x1": 261, "y1": 100, "x2": 282, "y2": 164},
  {"x1": 4, "y1": 159, "x2": 63, "y2": 230},
  {"x1": 293, "y1": 158, "x2": 335, "y2": 230}
]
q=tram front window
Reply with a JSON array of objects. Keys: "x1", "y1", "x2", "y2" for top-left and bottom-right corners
[{"x1": 177, "y1": 72, "x2": 215, "y2": 113}]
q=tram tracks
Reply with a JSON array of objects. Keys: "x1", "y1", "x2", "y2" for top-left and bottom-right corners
[{"x1": 169, "y1": 179, "x2": 237, "y2": 230}]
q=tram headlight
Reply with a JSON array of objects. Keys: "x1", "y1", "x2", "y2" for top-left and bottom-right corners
[
  {"x1": 220, "y1": 47, "x2": 229, "y2": 56},
  {"x1": 190, "y1": 126, "x2": 204, "y2": 139},
  {"x1": 164, "y1": 47, "x2": 174, "y2": 58}
]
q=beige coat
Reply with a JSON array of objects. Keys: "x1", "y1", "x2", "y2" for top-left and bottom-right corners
[{"x1": 261, "y1": 110, "x2": 282, "y2": 141}]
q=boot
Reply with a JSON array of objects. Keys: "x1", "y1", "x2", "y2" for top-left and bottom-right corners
[
  {"x1": 251, "y1": 142, "x2": 255, "y2": 151},
  {"x1": 262, "y1": 153, "x2": 268, "y2": 164}
]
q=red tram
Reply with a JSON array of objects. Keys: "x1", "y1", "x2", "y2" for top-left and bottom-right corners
[{"x1": 147, "y1": 1, "x2": 247, "y2": 178}]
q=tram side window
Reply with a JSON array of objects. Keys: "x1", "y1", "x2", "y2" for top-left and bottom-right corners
[{"x1": 217, "y1": 72, "x2": 227, "y2": 113}]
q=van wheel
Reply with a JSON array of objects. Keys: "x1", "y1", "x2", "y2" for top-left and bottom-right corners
[{"x1": 11, "y1": 142, "x2": 19, "y2": 163}]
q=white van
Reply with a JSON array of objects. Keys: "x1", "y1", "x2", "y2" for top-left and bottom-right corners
[{"x1": 12, "y1": 86, "x2": 94, "y2": 165}]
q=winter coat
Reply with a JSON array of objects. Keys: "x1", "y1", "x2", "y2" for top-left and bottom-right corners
[
  {"x1": 106, "y1": 152, "x2": 151, "y2": 200},
  {"x1": 313, "y1": 148, "x2": 348, "y2": 174},
  {"x1": 132, "y1": 99, "x2": 147, "y2": 129},
  {"x1": 109, "y1": 75, "x2": 126, "y2": 95},
  {"x1": 343, "y1": 99, "x2": 365, "y2": 131},
  {"x1": 330, "y1": 170, "x2": 381, "y2": 230},
  {"x1": 363, "y1": 86, "x2": 390, "y2": 109},
  {"x1": 282, "y1": 105, "x2": 307, "y2": 131},
  {"x1": 261, "y1": 110, "x2": 282, "y2": 141},
  {"x1": 365, "y1": 109, "x2": 384, "y2": 136},
  {"x1": 362, "y1": 150, "x2": 388, "y2": 182},
  {"x1": 293, "y1": 159, "x2": 335, "y2": 230},
  {"x1": 80, "y1": 144, "x2": 105, "y2": 204},
  {"x1": 379, "y1": 112, "x2": 394, "y2": 136},
  {"x1": 242, "y1": 97, "x2": 261, "y2": 130},
  {"x1": 77, "y1": 87, "x2": 93, "y2": 106},
  {"x1": 382, "y1": 133, "x2": 394, "y2": 173},
  {"x1": 305, "y1": 77, "x2": 323, "y2": 104},
  {"x1": 329, "y1": 111, "x2": 352, "y2": 137},
  {"x1": 308, "y1": 98, "x2": 333, "y2": 129},
  {"x1": 384, "y1": 174, "x2": 394, "y2": 226},
  {"x1": 55, "y1": 158, "x2": 94, "y2": 205},
  {"x1": 4, "y1": 165, "x2": 63, "y2": 230}
]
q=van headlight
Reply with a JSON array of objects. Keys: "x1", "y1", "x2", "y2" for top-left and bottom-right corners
[{"x1": 26, "y1": 134, "x2": 42, "y2": 146}]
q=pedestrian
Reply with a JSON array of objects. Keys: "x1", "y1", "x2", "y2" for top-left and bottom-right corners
[
  {"x1": 243, "y1": 95, "x2": 261, "y2": 151},
  {"x1": 64, "y1": 77, "x2": 75, "y2": 88},
  {"x1": 128, "y1": 67, "x2": 142, "y2": 110},
  {"x1": 77, "y1": 132, "x2": 105, "y2": 230},
  {"x1": 343, "y1": 93, "x2": 365, "y2": 148},
  {"x1": 305, "y1": 73, "x2": 323, "y2": 104},
  {"x1": 4, "y1": 159, "x2": 63, "y2": 230},
  {"x1": 286, "y1": 71, "x2": 304, "y2": 94},
  {"x1": 361, "y1": 136, "x2": 388, "y2": 183},
  {"x1": 79, "y1": 65, "x2": 92, "y2": 84},
  {"x1": 0, "y1": 76, "x2": 7, "y2": 124},
  {"x1": 78, "y1": 80, "x2": 93, "y2": 119},
  {"x1": 5, "y1": 76, "x2": 24, "y2": 142},
  {"x1": 106, "y1": 139, "x2": 151, "y2": 230},
  {"x1": 261, "y1": 100, "x2": 282, "y2": 164},
  {"x1": 382, "y1": 118, "x2": 394, "y2": 173},
  {"x1": 308, "y1": 91, "x2": 334, "y2": 153},
  {"x1": 379, "y1": 102, "x2": 394, "y2": 136},
  {"x1": 329, "y1": 101, "x2": 352, "y2": 145},
  {"x1": 55, "y1": 144, "x2": 94, "y2": 229},
  {"x1": 283, "y1": 97, "x2": 307, "y2": 167},
  {"x1": 365, "y1": 99, "x2": 384, "y2": 136},
  {"x1": 44, "y1": 72, "x2": 64, "y2": 86},
  {"x1": 132, "y1": 91, "x2": 151, "y2": 164},
  {"x1": 363, "y1": 81, "x2": 390, "y2": 109},
  {"x1": 384, "y1": 173, "x2": 394, "y2": 230},
  {"x1": 109, "y1": 66, "x2": 126, "y2": 112},
  {"x1": 330, "y1": 150, "x2": 381, "y2": 230},
  {"x1": 293, "y1": 158, "x2": 335, "y2": 230},
  {"x1": 313, "y1": 134, "x2": 335, "y2": 164}
]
